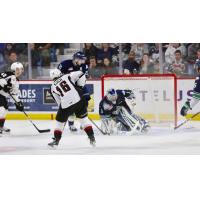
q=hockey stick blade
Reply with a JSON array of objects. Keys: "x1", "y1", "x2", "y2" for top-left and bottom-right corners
[
  {"x1": 38, "y1": 129, "x2": 51, "y2": 133},
  {"x1": 174, "y1": 112, "x2": 200, "y2": 130},
  {"x1": 9, "y1": 92, "x2": 50, "y2": 134}
]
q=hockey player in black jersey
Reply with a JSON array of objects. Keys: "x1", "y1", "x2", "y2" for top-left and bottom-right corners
[
  {"x1": 181, "y1": 60, "x2": 200, "y2": 116},
  {"x1": 99, "y1": 88, "x2": 150, "y2": 134},
  {"x1": 57, "y1": 51, "x2": 90, "y2": 132},
  {"x1": 0, "y1": 62, "x2": 24, "y2": 135},
  {"x1": 48, "y1": 69, "x2": 96, "y2": 147}
]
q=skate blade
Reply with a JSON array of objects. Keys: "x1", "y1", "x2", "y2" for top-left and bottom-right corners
[
  {"x1": 47, "y1": 144, "x2": 58, "y2": 150},
  {"x1": 90, "y1": 143, "x2": 96, "y2": 147}
]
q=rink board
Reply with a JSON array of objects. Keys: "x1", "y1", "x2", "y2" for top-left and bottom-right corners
[{"x1": 6, "y1": 78, "x2": 200, "y2": 121}]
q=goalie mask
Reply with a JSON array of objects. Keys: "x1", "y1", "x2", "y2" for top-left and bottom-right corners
[{"x1": 106, "y1": 88, "x2": 117, "y2": 102}]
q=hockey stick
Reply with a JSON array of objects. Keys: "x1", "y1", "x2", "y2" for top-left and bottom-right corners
[
  {"x1": 88, "y1": 117, "x2": 107, "y2": 135},
  {"x1": 174, "y1": 112, "x2": 200, "y2": 130},
  {"x1": 9, "y1": 93, "x2": 51, "y2": 133}
]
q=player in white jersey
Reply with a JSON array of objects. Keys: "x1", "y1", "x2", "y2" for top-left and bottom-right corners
[
  {"x1": 48, "y1": 69, "x2": 96, "y2": 147},
  {"x1": 0, "y1": 62, "x2": 24, "y2": 135}
]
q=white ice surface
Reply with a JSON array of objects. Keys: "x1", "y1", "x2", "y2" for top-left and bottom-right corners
[{"x1": 0, "y1": 120, "x2": 200, "y2": 154}]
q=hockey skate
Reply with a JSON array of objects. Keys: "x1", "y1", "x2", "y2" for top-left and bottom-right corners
[
  {"x1": 141, "y1": 122, "x2": 150, "y2": 133},
  {"x1": 0, "y1": 127, "x2": 11, "y2": 134},
  {"x1": 48, "y1": 138, "x2": 60, "y2": 148},
  {"x1": 89, "y1": 135, "x2": 96, "y2": 147}
]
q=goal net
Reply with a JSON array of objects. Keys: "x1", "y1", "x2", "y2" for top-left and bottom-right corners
[{"x1": 101, "y1": 74, "x2": 177, "y2": 127}]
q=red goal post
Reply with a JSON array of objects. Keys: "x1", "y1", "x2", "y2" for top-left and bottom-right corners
[{"x1": 101, "y1": 74, "x2": 177, "y2": 127}]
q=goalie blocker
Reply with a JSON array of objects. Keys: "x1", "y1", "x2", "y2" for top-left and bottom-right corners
[{"x1": 99, "y1": 88, "x2": 150, "y2": 135}]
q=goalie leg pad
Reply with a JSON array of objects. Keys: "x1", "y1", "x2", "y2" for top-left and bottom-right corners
[
  {"x1": 118, "y1": 108, "x2": 147, "y2": 133},
  {"x1": 101, "y1": 117, "x2": 115, "y2": 134},
  {"x1": 131, "y1": 113, "x2": 150, "y2": 133}
]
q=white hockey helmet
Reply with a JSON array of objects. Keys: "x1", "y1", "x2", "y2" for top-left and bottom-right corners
[
  {"x1": 11, "y1": 62, "x2": 23, "y2": 72},
  {"x1": 50, "y1": 69, "x2": 62, "y2": 80}
]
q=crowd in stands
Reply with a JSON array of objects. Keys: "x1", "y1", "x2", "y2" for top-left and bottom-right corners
[
  {"x1": 0, "y1": 43, "x2": 200, "y2": 79},
  {"x1": 84, "y1": 43, "x2": 200, "y2": 78}
]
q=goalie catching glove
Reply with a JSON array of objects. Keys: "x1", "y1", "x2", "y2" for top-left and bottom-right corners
[
  {"x1": 15, "y1": 101, "x2": 24, "y2": 112},
  {"x1": 180, "y1": 99, "x2": 191, "y2": 116}
]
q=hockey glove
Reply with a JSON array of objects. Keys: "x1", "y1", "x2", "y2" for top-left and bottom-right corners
[
  {"x1": 15, "y1": 101, "x2": 24, "y2": 112},
  {"x1": 180, "y1": 99, "x2": 191, "y2": 116}
]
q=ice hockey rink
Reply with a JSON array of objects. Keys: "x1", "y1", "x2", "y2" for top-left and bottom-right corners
[{"x1": 0, "y1": 119, "x2": 200, "y2": 155}]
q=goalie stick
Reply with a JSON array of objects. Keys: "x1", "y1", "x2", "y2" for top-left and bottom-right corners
[
  {"x1": 9, "y1": 93, "x2": 50, "y2": 133},
  {"x1": 174, "y1": 112, "x2": 200, "y2": 130},
  {"x1": 88, "y1": 117, "x2": 107, "y2": 135}
]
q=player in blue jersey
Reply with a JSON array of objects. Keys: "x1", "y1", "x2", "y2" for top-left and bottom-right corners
[
  {"x1": 57, "y1": 51, "x2": 90, "y2": 132},
  {"x1": 99, "y1": 88, "x2": 150, "y2": 135},
  {"x1": 181, "y1": 59, "x2": 200, "y2": 116}
]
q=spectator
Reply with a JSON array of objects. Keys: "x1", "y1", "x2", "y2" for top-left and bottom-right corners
[
  {"x1": 149, "y1": 43, "x2": 159, "y2": 62},
  {"x1": 50, "y1": 43, "x2": 65, "y2": 62},
  {"x1": 192, "y1": 49, "x2": 200, "y2": 76},
  {"x1": 31, "y1": 43, "x2": 42, "y2": 77},
  {"x1": 88, "y1": 56, "x2": 105, "y2": 79},
  {"x1": 0, "y1": 44, "x2": 5, "y2": 70},
  {"x1": 173, "y1": 43, "x2": 187, "y2": 58},
  {"x1": 123, "y1": 51, "x2": 140, "y2": 74},
  {"x1": 197, "y1": 49, "x2": 200, "y2": 60},
  {"x1": 131, "y1": 43, "x2": 149, "y2": 63},
  {"x1": 153, "y1": 59, "x2": 160, "y2": 74},
  {"x1": 140, "y1": 54, "x2": 155, "y2": 74},
  {"x1": 103, "y1": 57, "x2": 118, "y2": 75},
  {"x1": 83, "y1": 43, "x2": 98, "y2": 64},
  {"x1": 187, "y1": 44, "x2": 200, "y2": 64},
  {"x1": 4, "y1": 43, "x2": 15, "y2": 62},
  {"x1": 165, "y1": 43, "x2": 176, "y2": 65},
  {"x1": 165, "y1": 43, "x2": 187, "y2": 65},
  {"x1": 7, "y1": 51, "x2": 18, "y2": 65},
  {"x1": 96, "y1": 43, "x2": 118, "y2": 65},
  {"x1": 167, "y1": 50, "x2": 185, "y2": 76},
  {"x1": 34, "y1": 43, "x2": 51, "y2": 66},
  {"x1": 121, "y1": 43, "x2": 132, "y2": 61},
  {"x1": 14, "y1": 43, "x2": 27, "y2": 55},
  {"x1": 185, "y1": 44, "x2": 200, "y2": 76},
  {"x1": 1, "y1": 51, "x2": 26, "y2": 74}
]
